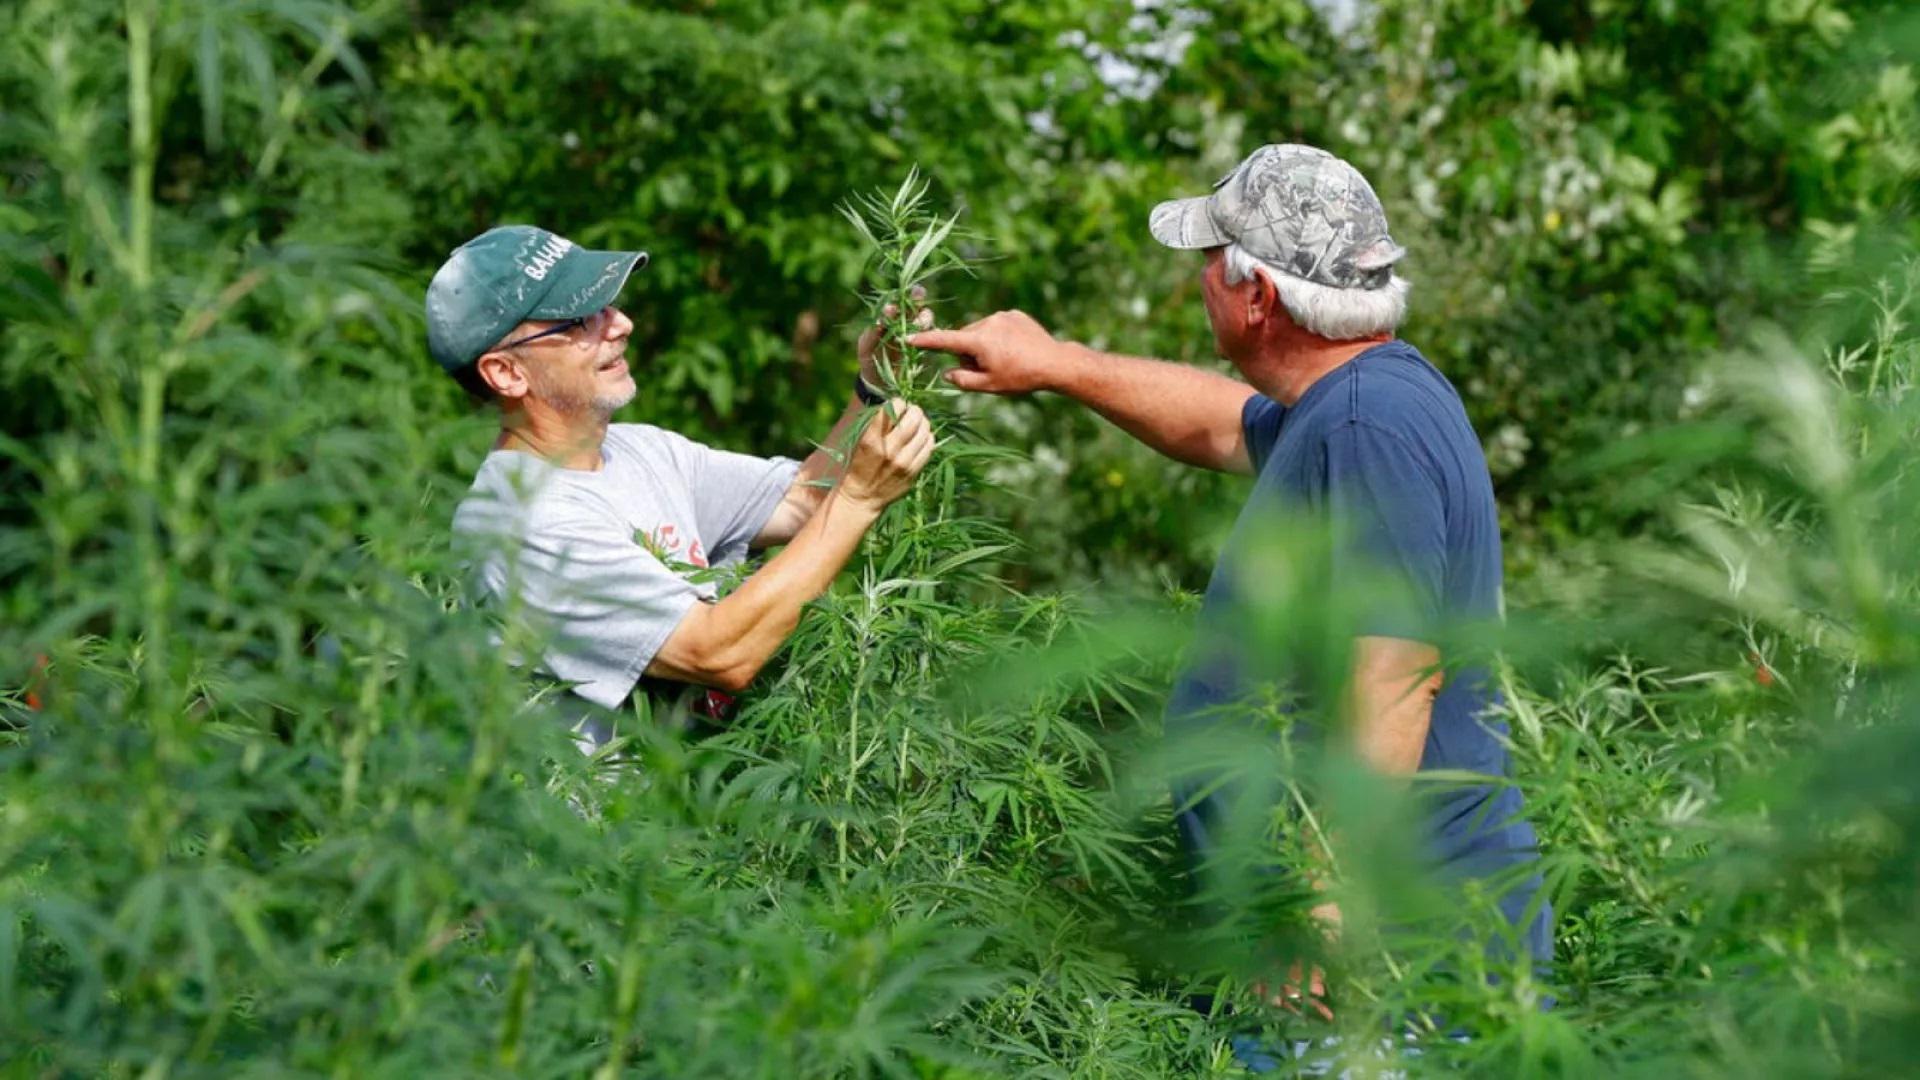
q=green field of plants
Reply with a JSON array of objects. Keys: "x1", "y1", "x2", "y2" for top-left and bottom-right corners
[{"x1": 3, "y1": 0, "x2": 1918, "y2": 1075}]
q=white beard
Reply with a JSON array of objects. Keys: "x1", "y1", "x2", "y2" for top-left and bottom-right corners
[
  {"x1": 530, "y1": 367, "x2": 635, "y2": 418},
  {"x1": 589, "y1": 383, "x2": 637, "y2": 416}
]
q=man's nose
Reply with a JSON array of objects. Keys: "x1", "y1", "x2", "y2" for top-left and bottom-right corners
[{"x1": 605, "y1": 306, "x2": 634, "y2": 339}]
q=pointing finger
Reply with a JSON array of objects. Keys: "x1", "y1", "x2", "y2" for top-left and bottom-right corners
[{"x1": 907, "y1": 328, "x2": 974, "y2": 355}]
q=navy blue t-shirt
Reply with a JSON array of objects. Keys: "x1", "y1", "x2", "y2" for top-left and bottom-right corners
[{"x1": 1166, "y1": 340, "x2": 1551, "y2": 962}]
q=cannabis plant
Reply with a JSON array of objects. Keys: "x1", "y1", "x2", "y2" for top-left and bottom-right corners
[{"x1": 696, "y1": 172, "x2": 1230, "y2": 1072}]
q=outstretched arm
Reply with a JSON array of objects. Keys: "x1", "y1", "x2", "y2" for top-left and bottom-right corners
[
  {"x1": 911, "y1": 311, "x2": 1258, "y2": 475},
  {"x1": 652, "y1": 403, "x2": 934, "y2": 691}
]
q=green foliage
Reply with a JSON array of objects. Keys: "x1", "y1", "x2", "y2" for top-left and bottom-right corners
[
  {"x1": 2, "y1": 0, "x2": 1919, "y2": 1075},
  {"x1": 1502, "y1": 263, "x2": 1920, "y2": 1072}
]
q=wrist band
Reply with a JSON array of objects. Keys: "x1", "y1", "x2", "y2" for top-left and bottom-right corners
[{"x1": 854, "y1": 373, "x2": 887, "y2": 406}]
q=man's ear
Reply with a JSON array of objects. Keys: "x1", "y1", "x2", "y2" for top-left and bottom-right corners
[
  {"x1": 1246, "y1": 268, "x2": 1280, "y2": 327},
  {"x1": 474, "y1": 350, "x2": 531, "y2": 401}
]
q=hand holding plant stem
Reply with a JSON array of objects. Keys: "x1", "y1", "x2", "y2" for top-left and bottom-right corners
[
  {"x1": 836, "y1": 167, "x2": 993, "y2": 573},
  {"x1": 840, "y1": 167, "x2": 974, "y2": 410},
  {"x1": 857, "y1": 288, "x2": 934, "y2": 392},
  {"x1": 837, "y1": 402, "x2": 934, "y2": 512}
]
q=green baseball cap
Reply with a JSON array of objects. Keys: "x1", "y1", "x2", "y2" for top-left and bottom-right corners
[{"x1": 425, "y1": 225, "x2": 648, "y2": 373}]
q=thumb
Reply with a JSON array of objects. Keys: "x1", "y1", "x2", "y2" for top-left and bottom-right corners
[{"x1": 944, "y1": 366, "x2": 993, "y2": 393}]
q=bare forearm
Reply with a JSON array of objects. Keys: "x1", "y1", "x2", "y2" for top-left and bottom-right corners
[
  {"x1": 755, "y1": 394, "x2": 867, "y2": 546},
  {"x1": 1048, "y1": 343, "x2": 1257, "y2": 474},
  {"x1": 1263, "y1": 638, "x2": 1438, "y2": 1016},
  {"x1": 652, "y1": 493, "x2": 881, "y2": 689}
]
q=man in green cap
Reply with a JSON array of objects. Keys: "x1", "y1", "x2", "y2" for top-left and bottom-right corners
[{"x1": 429, "y1": 225, "x2": 933, "y2": 745}]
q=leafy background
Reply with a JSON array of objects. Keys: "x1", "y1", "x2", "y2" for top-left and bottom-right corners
[{"x1": 1, "y1": 0, "x2": 1917, "y2": 1075}]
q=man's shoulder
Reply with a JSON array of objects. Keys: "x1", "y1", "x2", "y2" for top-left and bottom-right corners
[
  {"x1": 1342, "y1": 341, "x2": 1471, "y2": 433},
  {"x1": 452, "y1": 453, "x2": 606, "y2": 542},
  {"x1": 606, "y1": 420, "x2": 665, "y2": 444},
  {"x1": 1349, "y1": 338, "x2": 1450, "y2": 398},
  {"x1": 606, "y1": 421, "x2": 696, "y2": 455}
]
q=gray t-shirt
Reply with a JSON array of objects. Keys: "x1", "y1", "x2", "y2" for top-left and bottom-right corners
[{"x1": 452, "y1": 423, "x2": 799, "y2": 711}]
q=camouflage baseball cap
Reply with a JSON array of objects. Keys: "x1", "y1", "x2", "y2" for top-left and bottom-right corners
[
  {"x1": 425, "y1": 225, "x2": 648, "y2": 373},
  {"x1": 1148, "y1": 144, "x2": 1406, "y2": 290}
]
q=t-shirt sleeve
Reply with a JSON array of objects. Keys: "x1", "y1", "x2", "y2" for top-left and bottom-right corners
[
  {"x1": 1319, "y1": 421, "x2": 1448, "y2": 642},
  {"x1": 1241, "y1": 393, "x2": 1285, "y2": 472},
  {"x1": 482, "y1": 507, "x2": 704, "y2": 709},
  {"x1": 664, "y1": 433, "x2": 801, "y2": 564}
]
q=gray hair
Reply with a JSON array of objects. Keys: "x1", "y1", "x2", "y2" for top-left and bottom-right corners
[{"x1": 1222, "y1": 242, "x2": 1410, "y2": 341}]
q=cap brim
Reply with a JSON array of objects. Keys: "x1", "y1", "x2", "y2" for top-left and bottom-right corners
[
  {"x1": 528, "y1": 248, "x2": 648, "y2": 319},
  {"x1": 1148, "y1": 195, "x2": 1229, "y2": 250}
]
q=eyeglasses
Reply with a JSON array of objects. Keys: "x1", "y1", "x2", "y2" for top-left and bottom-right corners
[{"x1": 500, "y1": 307, "x2": 608, "y2": 350}]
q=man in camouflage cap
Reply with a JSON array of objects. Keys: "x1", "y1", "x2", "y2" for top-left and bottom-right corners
[
  {"x1": 430, "y1": 225, "x2": 935, "y2": 745},
  {"x1": 912, "y1": 144, "x2": 1549, "y2": 1058},
  {"x1": 1147, "y1": 142, "x2": 1408, "y2": 293}
]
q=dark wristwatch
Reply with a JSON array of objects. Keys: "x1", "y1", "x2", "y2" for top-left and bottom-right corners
[{"x1": 854, "y1": 373, "x2": 887, "y2": 406}]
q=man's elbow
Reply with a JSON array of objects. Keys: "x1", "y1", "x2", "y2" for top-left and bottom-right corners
[
  {"x1": 706, "y1": 658, "x2": 760, "y2": 694},
  {"x1": 1214, "y1": 431, "x2": 1254, "y2": 476},
  {"x1": 693, "y1": 637, "x2": 767, "y2": 693},
  {"x1": 649, "y1": 614, "x2": 768, "y2": 693},
  {"x1": 1415, "y1": 668, "x2": 1444, "y2": 704}
]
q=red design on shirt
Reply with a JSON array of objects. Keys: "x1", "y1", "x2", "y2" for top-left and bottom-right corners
[{"x1": 645, "y1": 524, "x2": 708, "y2": 569}]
